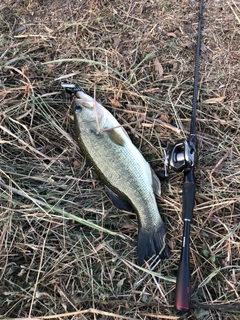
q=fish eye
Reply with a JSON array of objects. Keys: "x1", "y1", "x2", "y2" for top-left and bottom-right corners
[{"x1": 75, "y1": 105, "x2": 82, "y2": 112}]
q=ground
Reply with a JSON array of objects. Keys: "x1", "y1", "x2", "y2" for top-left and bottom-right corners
[{"x1": 0, "y1": 0, "x2": 240, "y2": 319}]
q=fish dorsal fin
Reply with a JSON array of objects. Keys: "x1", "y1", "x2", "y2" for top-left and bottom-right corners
[
  {"x1": 81, "y1": 100, "x2": 93, "y2": 109},
  {"x1": 151, "y1": 168, "x2": 161, "y2": 197}
]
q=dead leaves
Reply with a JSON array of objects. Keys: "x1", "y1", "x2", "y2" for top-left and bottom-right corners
[
  {"x1": 109, "y1": 98, "x2": 121, "y2": 107},
  {"x1": 167, "y1": 32, "x2": 177, "y2": 38},
  {"x1": 154, "y1": 57, "x2": 164, "y2": 79},
  {"x1": 203, "y1": 96, "x2": 226, "y2": 104}
]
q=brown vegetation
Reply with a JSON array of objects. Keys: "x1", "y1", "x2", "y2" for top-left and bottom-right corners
[{"x1": 0, "y1": 0, "x2": 239, "y2": 319}]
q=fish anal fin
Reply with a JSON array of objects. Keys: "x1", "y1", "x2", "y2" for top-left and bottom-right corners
[
  {"x1": 105, "y1": 185, "x2": 133, "y2": 212},
  {"x1": 151, "y1": 168, "x2": 161, "y2": 197},
  {"x1": 137, "y1": 225, "x2": 170, "y2": 266}
]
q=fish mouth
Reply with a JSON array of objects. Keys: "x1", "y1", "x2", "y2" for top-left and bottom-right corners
[
  {"x1": 61, "y1": 83, "x2": 94, "y2": 110},
  {"x1": 74, "y1": 99, "x2": 94, "y2": 110},
  {"x1": 62, "y1": 83, "x2": 97, "y2": 110}
]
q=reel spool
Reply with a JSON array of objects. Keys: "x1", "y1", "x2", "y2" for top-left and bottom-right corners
[{"x1": 164, "y1": 139, "x2": 196, "y2": 176}]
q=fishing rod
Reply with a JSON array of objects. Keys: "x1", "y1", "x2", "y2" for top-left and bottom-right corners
[{"x1": 164, "y1": 0, "x2": 204, "y2": 312}]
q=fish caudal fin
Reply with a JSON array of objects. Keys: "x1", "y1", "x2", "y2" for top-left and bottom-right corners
[{"x1": 137, "y1": 225, "x2": 170, "y2": 266}]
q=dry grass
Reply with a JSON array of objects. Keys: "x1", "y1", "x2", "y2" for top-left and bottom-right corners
[{"x1": 0, "y1": 0, "x2": 240, "y2": 319}]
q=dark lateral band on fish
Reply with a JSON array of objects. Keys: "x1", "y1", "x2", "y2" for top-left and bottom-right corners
[{"x1": 64, "y1": 83, "x2": 170, "y2": 265}]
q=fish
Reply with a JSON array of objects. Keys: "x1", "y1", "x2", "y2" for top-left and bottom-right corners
[{"x1": 67, "y1": 86, "x2": 170, "y2": 265}]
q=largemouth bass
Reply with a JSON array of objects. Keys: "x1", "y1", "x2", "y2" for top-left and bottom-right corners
[{"x1": 66, "y1": 85, "x2": 170, "y2": 265}]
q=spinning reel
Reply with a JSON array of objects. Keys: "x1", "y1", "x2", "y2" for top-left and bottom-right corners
[{"x1": 164, "y1": 137, "x2": 197, "y2": 177}]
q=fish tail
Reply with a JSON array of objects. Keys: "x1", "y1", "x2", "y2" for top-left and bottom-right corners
[{"x1": 137, "y1": 225, "x2": 170, "y2": 266}]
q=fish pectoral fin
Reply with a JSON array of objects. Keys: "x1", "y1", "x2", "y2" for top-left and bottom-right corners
[
  {"x1": 155, "y1": 170, "x2": 169, "y2": 181},
  {"x1": 105, "y1": 185, "x2": 133, "y2": 212},
  {"x1": 137, "y1": 225, "x2": 170, "y2": 266},
  {"x1": 151, "y1": 168, "x2": 161, "y2": 197},
  {"x1": 105, "y1": 129, "x2": 125, "y2": 146}
]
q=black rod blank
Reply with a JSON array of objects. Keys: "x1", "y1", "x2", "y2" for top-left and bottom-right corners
[
  {"x1": 174, "y1": 0, "x2": 204, "y2": 312},
  {"x1": 190, "y1": 0, "x2": 204, "y2": 135}
]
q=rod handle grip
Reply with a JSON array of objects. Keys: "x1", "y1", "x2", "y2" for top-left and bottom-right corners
[
  {"x1": 174, "y1": 249, "x2": 191, "y2": 311},
  {"x1": 182, "y1": 169, "x2": 196, "y2": 221}
]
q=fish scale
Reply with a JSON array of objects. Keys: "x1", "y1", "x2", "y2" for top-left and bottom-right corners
[{"x1": 83, "y1": 129, "x2": 158, "y2": 227}]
